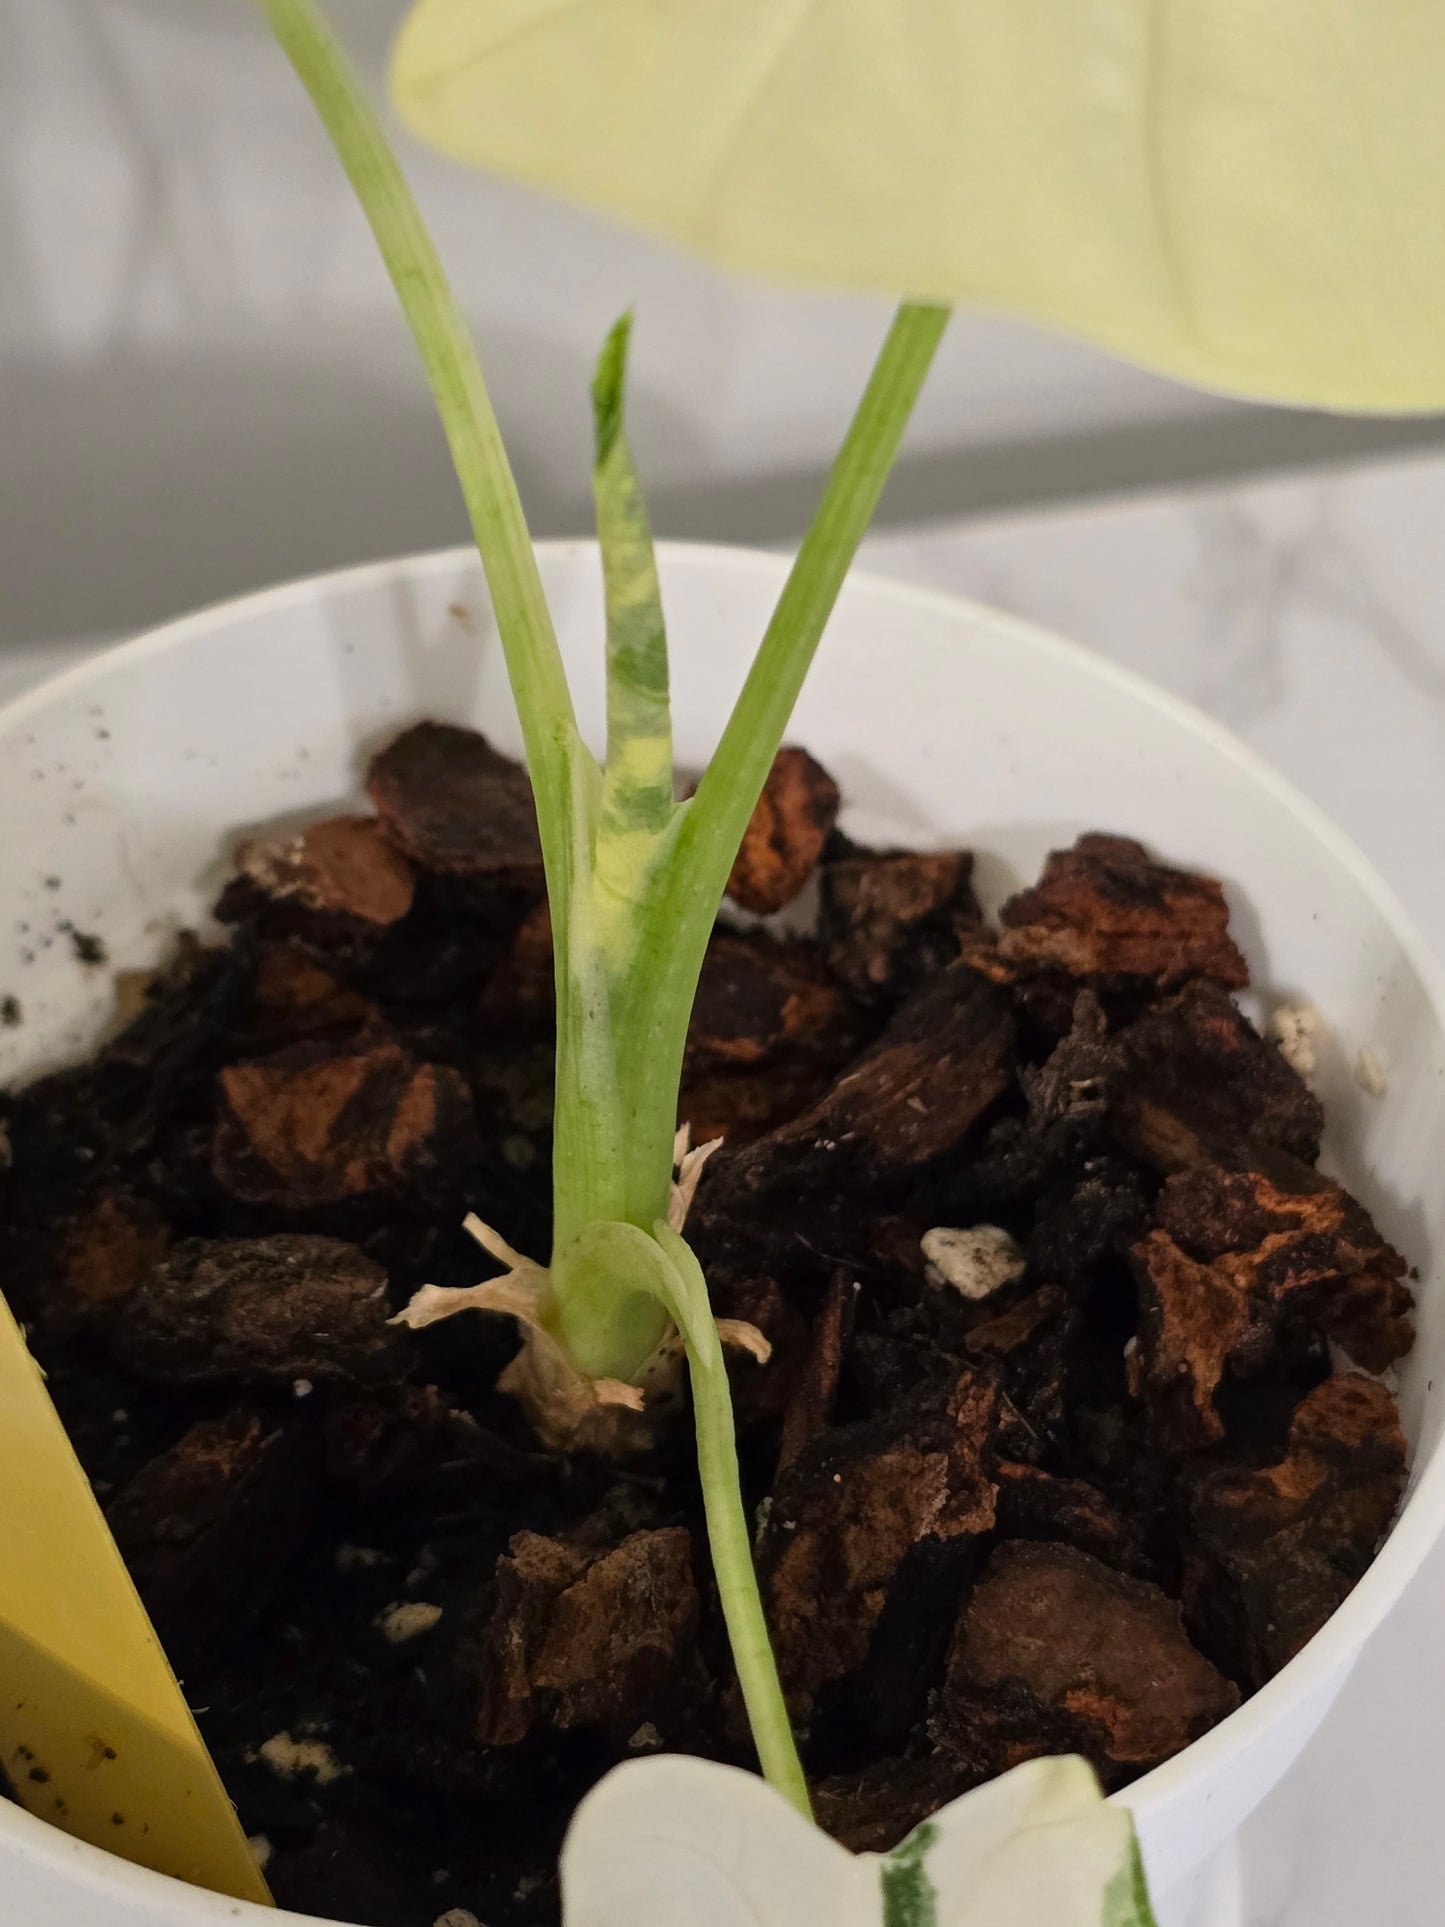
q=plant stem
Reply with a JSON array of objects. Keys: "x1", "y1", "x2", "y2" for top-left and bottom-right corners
[
  {"x1": 690, "y1": 1339, "x2": 811, "y2": 1815},
  {"x1": 606, "y1": 302, "x2": 950, "y2": 1229},
  {"x1": 256, "y1": 0, "x2": 579, "y2": 893},
  {"x1": 654, "y1": 1227, "x2": 811, "y2": 1818},
  {"x1": 682, "y1": 302, "x2": 950, "y2": 897}
]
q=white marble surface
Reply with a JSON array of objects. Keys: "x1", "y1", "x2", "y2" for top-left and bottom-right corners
[{"x1": 7, "y1": 445, "x2": 1445, "y2": 1926}]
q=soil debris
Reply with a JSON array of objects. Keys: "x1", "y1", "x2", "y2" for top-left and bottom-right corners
[
  {"x1": 0, "y1": 730, "x2": 1414, "y2": 1927},
  {"x1": 1183, "y1": 1373, "x2": 1406, "y2": 1686},
  {"x1": 759, "y1": 1373, "x2": 999, "y2": 1716},
  {"x1": 107, "y1": 1411, "x2": 318, "y2": 1664},
  {"x1": 214, "y1": 1039, "x2": 480, "y2": 1211},
  {"x1": 476, "y1": 1528, "x2": 700, "y2": 1746},
  {"x1": 1131, "y1": 1166, "x2": 1412, "y2": 1450},
  {"x1": 685, "y1": 931, "x2": 852, "y2": 1072},
  {"x1": 117, "y1": 1234, "x2": 406, "y2": 1386},
  {"x1": 1115, "y1": 978, "x2": 1325, "y2": 1173},
  {"x1": 967, "y1": 833, "x2": 1248, "y2": 990},
  {"x1": 367, "y1": 721, "x2": 543, "y2": 884},
  {"x1": 219, "y1": 816, "x2": 415, "y2": 937},
  {"x1": 725, "y1": 745, "x2": 840, "y2": 914},
  {"x1": 48, "y1": 1190, "x2": 171, "y2": 1330},
  {"x1": 819, "y1": 844, "x2": 980, "y2": 1005},
  {"x1": 936, "y1": 1541, "x2": 1239, "y2": 1786}
]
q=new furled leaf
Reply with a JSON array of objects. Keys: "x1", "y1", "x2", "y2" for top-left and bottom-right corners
[
  {"x1": 590, "y1": 312, "x2": 676, "y2": 930},
  {"x1": 592, "y1": 314, "x2": 672, "y2": 825}
]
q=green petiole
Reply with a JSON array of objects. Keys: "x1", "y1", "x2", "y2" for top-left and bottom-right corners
[
  {"x1": 261, "y1": 0, "x2": 945, "y2": 1816},
  {"x1": 253, "y1": 0, "x2": 588, "y2": 1040},
  {"x1": 652, "y1": 1224, "x2": 813, "y2": 1820},
  {"x1": 601, "y1": 301, "x2": 950, "y2": 1244}
]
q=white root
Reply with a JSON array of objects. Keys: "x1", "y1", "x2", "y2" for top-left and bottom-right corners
[
  {"x1": 390, "y1": 1153, "x2": 767, "y2": 1453},
  {"x1": 717, "y1": 1319, "x2": 772, "y2": 1364},
  {"x1": 668, "y1": 1123, "x2": 724, "y2": 1231}
]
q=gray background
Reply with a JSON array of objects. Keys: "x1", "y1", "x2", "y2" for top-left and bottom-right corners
[{"x1": 3, "y1": 0, "x2": 1444, "y2": 653}]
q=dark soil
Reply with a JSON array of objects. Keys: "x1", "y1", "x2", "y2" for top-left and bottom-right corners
[{"x1": 0, "y1": 728, "x2": 1413, "y2": 1927}]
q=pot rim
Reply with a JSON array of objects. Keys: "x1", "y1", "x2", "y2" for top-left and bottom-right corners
[{"x1": 4, "y1": 536, "x2": 1443, "y2": 1912}]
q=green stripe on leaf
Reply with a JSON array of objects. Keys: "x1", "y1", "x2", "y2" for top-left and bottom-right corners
[
  {"x1": 881, "y1": 1820, "x2": 939, "y2": 1927},
  {"x1": 1103, "y1": 1833, "x2": 1161, "y2": 1927}
]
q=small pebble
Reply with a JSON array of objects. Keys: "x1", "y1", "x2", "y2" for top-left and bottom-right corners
[
  {"x1": 434, "y1": 1911, "x2": 484, "y2": 1927},
  {"x1": 921, "y1": 1224, "x2": 1025, "y2": 1300},
  {"x1": 1355, "y1": 1048, "x2": 1389, "y2": 1097},
  {"x1": 375, "y1": 1600, "x2": 444, "y2": 1644},
  {"x1": 1267, "y1": 1002, "x2": 1320, "y2": 1083},
  {"x1": 628, "y1": 1722, "x2": 662, "y2": 1751},
  {"x1": 336, "y1": 1544, "x2": 385, "y2": 1572},
  {"x1": 254, "y1": 1732, "x2": 348, "y2": 1786}
]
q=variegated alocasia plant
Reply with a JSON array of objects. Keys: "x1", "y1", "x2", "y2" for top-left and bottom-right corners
[
  {"x1": 258, "y1": 0, "x2": 945, "y2": 1822},
  {"x1": 240, "y1": 1, "x2": 1282, "y2": 1917}
]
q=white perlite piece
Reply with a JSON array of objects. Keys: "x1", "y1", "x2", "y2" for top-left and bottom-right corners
[
  {"x1": 255, "y1": 1732, "x2": 349, "y2": 1786},
  {"x1": 1355, "y1": 1048, "x2": 1389, "y2": 1096},
  {"x1": 1267, "y1": 1002, "x2": 1320, "y2": 1082},
  {"x1": 248, "y1": 1835, "x2": 273, "y2": 1872},
  {"x1": 375, "y1": 1600, "x2": 444, "y2": 1643},
  {"x1": 336, "y1": 1543, "x2": 385, "y2": 1572},
  {"x1": 337, "y1": 1541, "x2": 385, "y2": 1572},
  {"x1": 921, "y1": 1225, "x2": 1025, "y2": 1300},
  {"x1": 433, "y1": 1912, "x2": 484, "y2": 1927}
]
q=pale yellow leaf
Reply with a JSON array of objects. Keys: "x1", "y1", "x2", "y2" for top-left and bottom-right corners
[{"x1": 391, "y1": 0, "x2": 1445, "y2": 411}]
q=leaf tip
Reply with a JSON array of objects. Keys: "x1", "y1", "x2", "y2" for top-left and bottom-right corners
[{"x1": 591, "y1": 309, "x2": 635, "y2": 462}]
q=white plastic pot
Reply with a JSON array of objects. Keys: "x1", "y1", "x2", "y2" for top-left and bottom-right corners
[{"x1": 2, "y1": 542, "x2": 1443, "y2": 1926}]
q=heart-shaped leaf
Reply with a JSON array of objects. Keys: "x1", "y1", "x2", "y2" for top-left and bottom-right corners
[
  {"x1": 560, "y1": 1752, "x2": 1157, "y2": 1926},
  {"x1": 391, "y1": 0, "x2": 1445, "y2": 413}
]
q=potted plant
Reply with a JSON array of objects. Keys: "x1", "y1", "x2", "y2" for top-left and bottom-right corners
[{"x1": 3, "y1": 3, "x2": 1444, "y2": 1923}]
